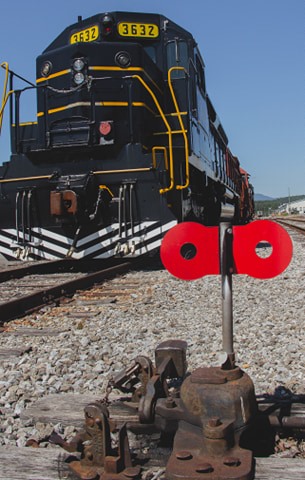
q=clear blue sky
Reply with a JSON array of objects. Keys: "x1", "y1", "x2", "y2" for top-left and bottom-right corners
[{"x1": 0, "y1": 0, "x2": 303, "y2": 198}]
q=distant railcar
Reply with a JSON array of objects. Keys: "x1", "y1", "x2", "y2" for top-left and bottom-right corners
[{"x1": 0, "y1": 11, "x2": 254, "y2": 261}]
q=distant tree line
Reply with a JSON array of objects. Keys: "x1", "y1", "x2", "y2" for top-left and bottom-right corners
[{"x1": 255, "y1": 195, "x2": 305, "y2": 214}]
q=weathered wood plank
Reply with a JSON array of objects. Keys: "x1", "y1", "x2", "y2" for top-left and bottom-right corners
[
  {"x1": 254, "y1": 457, "x2": 305, "y2": 479},
  {"x1": 22, "y1": 393, "x2": 305, "y2": 429},
  {"x1": 3, "y1": 327, "x2": 64, "y2": 336},
  {"x1": 20, "y1": 394, "x2": 139, "y2": 427},
  {"x1": 0, "y1": 346, "x2": 31, "y2": 358},
  {"x1": 0, "y1": 447, "x2": 304, "y2": 480},
  {"x1": 19, "y1": 394, "x2": 305, "y2": 479},
  {"x1": 0, "y1": 446, "x2": 76, "y2": 480},
  {"x1": 20, "y1": 394, "x2": 102, "y2": 428}
]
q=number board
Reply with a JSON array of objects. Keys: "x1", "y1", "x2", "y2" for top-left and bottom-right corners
[
  {"x1": 70, "y1": 25, "x2": 99, "y2": 44},
  {"x1": 118, "y1": 22, "x2": 159, "y2": 38}
]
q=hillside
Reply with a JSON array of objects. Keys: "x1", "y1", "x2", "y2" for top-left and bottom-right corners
[
  {"x1": 255, "y1": 195, "x2": 305, "y2": 213},
  {"x1": 254, "y1": 193, "x2": 274, "y2": 201}
]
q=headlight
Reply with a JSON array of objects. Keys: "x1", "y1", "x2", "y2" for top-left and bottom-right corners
[
  {"x1": 73, "y1": 72, "x2": 85, "y2": 85},
  {"x1": 41, "y1": 61, "x2": 52, "y2": 77},
  {"x1": 73, "y1": 58, "x2": 85, "y2": 72},
  {"x1": 115, "y1": 51, "x2": 131, "y2": 68}
]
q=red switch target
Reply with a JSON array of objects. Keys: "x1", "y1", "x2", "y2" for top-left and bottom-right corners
[
  {"x1": 161, "y1": 220, "x2": 293, "y2": 281},
  {"x1": 160, "y1": 222, "x2": 219, "y2": 280},
  {"x1": 233, "y1": 220, "x2": 293, "y2": 279}
]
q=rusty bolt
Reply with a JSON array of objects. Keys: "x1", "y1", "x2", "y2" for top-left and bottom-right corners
[
  {"x1": 223, "y1": 456, "x2": 241, "y2": 467},
  {"x1": 175, "y1": 451, "x2": 193, "y2": 460},
  {"x1": 124, "y1": 466, "x2": 141, "y2": 478},
  {"x1": 195, "y1": 463, "x2": 214, "y2": 474},
  {"x1": 165, "y1": 397, "x2": 176, "y2": 408},
  {"x1": 207, "y1": 417, "x2": 222, "y2": 428}
]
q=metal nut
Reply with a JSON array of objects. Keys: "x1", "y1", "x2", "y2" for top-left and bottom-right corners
[
  {"x1": 175, "y1": 451, "x2": 193, "y2": 460},
  {"x1": 223, "y1": 456, "x2": 241, "y2": 467},
  {"x1": 207, "y1": 417, "x2": 222, "y2": 428},
  {"x1": 165, "y1": 397, "x2": 176, "y2": 408},
  {"x1": 195, "y1": 463, "x2": 214, "y2": 473}
]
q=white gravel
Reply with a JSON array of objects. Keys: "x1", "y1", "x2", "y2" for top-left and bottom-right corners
[{"x1": 0, "y1": 227, "x2": 304, "y2": 448}]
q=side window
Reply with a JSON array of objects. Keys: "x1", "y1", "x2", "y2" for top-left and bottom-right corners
[
  {"x1": 166, "y1": 40, "x2": 188, "y2": 78},
  {"x1": 189, "y1": 60, "x2": 197, "y2": 117},
  {"x1": 195, "y1": 55, "x2": 206, "y2": 94}
]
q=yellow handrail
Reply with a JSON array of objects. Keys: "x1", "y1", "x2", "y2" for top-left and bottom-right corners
[
  {"x1": 0, "y1": 62, "x2": 14, "y2": 134},
  {"x1": 131, "y1": 74, "x2": 174, "y2": 194},
  {"x1": 167, "y1": 67, "x2": 190, "y2": 190},
  {"x1": 152, "y1": 146, "x2": 169, "y2": 170}
]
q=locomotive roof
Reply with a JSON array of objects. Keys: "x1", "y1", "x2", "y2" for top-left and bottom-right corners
[{"x1": 43, "y1": 11, "x2": 194, "y2": 53}]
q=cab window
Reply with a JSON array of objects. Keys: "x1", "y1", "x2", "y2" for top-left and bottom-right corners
[
  {"x1": 144, "y1": 46, "x2": 157, "y2": 63},
  {"x1": 166, "y1": 40, "x2": 188, "y2": 78}
]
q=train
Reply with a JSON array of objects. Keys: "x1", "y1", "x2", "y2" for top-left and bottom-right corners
[{"x1": 0, "y1": 11, "x2": 254, "y2": 261}]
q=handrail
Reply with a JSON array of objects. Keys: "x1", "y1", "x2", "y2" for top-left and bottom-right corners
[
  {"x1": 152, "y1": 146, "x2": 169, "y2": 170},
  {"x1": 0, "y1": 62, "x2": 14, "y2": 134},
  {"x1": 167, "y1": 67, "x2": 190, "y2": 190},
  {"x1": 131, "y1": 74, "x2": 174, "y2": 194}
]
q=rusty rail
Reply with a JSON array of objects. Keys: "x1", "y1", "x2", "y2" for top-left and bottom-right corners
[{"x1": 0, "y1": 260, "x2": 134, "y2": 324}]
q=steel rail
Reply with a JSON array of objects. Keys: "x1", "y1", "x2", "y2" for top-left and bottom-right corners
[
  {"x1": 0, "y1": 260, "x2": 134, "y2": 324},
  {"x1": 275, "y1": 218, "x2": 305, "y2": 235},
  {"x1": 0, "y1": 259, "x2": 77, "y2": 283}
]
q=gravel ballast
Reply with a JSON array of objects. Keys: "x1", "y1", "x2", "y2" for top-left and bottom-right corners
[{"x1": 0, "y1": 228, "x2": 304, "y2": 449}]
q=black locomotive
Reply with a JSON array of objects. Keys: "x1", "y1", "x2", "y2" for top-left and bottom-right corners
[{"x1": 0, "y1": 11, "x2": 254, "y2": 261}]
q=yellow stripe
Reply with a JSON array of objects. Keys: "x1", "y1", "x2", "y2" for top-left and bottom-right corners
[
  {"x1": 89, "y1": 66, "x2": 162, "y2": 95},
  {"x1": 95, "y1": 101, "x2": 128, "y2": 107},
  {"x1": 90, "y1": 66, "x2": 143, "y2": 72},
  {"x1": 43, "y1": 101, "x2": 157, "y2": 116},
  {"x1": 47, "y1": 101, "x2": 91, "y2": 115},
  {"x1": 0, "y1": 175, "x2": 52, "y2": 184},
  {"x1": 12, "y1": 121, "x2": 38, "y2": 127},
  {"x1": 36, "y1": 69, "x2": 71, "y2": 84},
  {"x1": 0, "y1": 169, "x2": 152, "y2": 184},
  {"x1": 37, "y1": 66, "x2": 162, "y2": 95},
  {"x1": 95, "y1": 101, "x2": 156, "y2": 116},
  {"x1": 93, "y1": 168, "x2": 151, "y2": 175},
  {"x1": 36, "y1": 66, "x2": 162, "y2": 94}
]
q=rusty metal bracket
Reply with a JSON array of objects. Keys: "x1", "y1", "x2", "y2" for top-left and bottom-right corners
[
  {"x1": 164, "y1": 363, "x2": 256, "y2": 480},
  {"x1": 138, "y1": 340, "x2": 187, "y2": 423},
  {"x1": 50, "y1": 402, "x2": 140, "y2": 480},
  {"x1": 111, "y1": 355, "x2": 154, "y2": 402},
  {"x1": 166, "y1": 418, "x2": 254, "y2": 480}
]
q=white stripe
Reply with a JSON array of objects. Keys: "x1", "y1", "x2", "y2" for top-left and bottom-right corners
[
  {"x1": 31, "y1": 227, "x2": 73, "y2": 246},
  {"x1": 76, "y1": 221, "x2": 158, "y2": 247},
  {"x1": 93, "y1": 220, "x2": 177, "y2": 259},
  {"x1": 0, "y1": 219, "x2": 177, "y2": 260},
  {"x1": 71, "y1": 221, "x2": 163, "y2": 258},
  {"x1": 0, "y1": 244, "x2": 16, "y2": 258},
  {"x1": 0, "y1": 233, "x2": 13, "y2": 246}
]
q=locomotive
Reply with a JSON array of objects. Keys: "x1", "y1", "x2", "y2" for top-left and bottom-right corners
[{"x1": 0, "y1": 11, "x2": 254, "y2": 261}]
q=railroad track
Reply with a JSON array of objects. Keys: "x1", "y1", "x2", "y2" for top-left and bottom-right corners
[
  {"x1": 1, "y1": 231, "x2": 305, "y2": 479},
  {"x1": 0, "y1": 258, "x2": 138, "y2": 324},
  {"x1": 274, "y1": 216, "x2": 305, "y2": 236}
]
